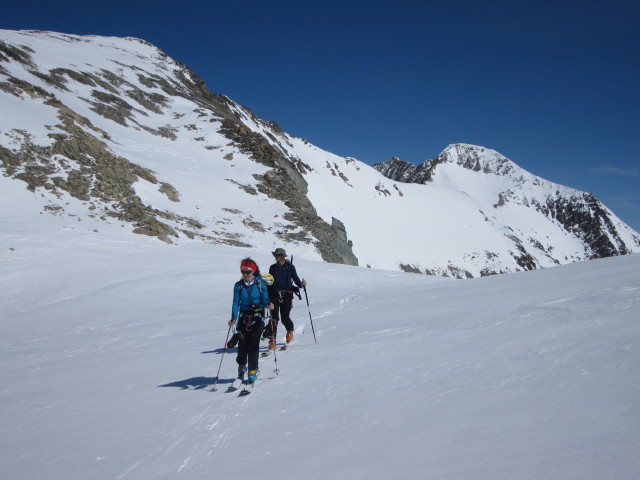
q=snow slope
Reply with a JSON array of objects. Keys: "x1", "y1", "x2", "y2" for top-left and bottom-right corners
[
  {"x1": 0, "y1": 29, "x2": 310, "y2": 257},
  {"x1": 1, "y1": 207, "x2": 639, "y2": 479},
  {"x1": 2, "y1": 29, "x2": 638, "y2": 278}
]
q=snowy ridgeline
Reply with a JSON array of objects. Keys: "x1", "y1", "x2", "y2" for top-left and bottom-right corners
[{"x1": 1, "y1": 221, "x2": 639, "y2": 480}]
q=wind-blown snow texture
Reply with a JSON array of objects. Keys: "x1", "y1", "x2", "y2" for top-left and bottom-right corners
[
  {"x1": 1, "y1": 29, "x2": 639, "y2": 278},
  {"x1": 1, "y1": 205, "x2": 639, "y2": 479}
]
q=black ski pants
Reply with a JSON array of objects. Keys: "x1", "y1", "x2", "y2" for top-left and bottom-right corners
[
  {"x1": 236, "y1": 313, "x2": 263, "y2": 371},
  {"x1": 268, "y1": 293, "x2": 294, "y2": 336}
]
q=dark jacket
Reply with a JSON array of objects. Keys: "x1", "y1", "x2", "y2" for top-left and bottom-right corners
[{"x1": 269, "y1": 261, "x2": 302, "y2": 292}]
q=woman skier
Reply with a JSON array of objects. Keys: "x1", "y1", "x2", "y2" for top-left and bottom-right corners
[{"x1": 229, "y1": 258, "x2": 273, "y2": 382}]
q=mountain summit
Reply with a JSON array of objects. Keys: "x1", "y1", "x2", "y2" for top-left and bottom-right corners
[
  {"x1": 373, "y1": 144, "x2": 639, "y2": 272},
  {"x1": 1, "y1": 30, "x2": 638, "y2": 277}
]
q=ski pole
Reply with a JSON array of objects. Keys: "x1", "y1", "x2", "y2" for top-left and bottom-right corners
[
  {"x1": 266, "y1": 310, "x2": 279, "y2": 375},
  {"x1": 211, "y1": 323, "x2": 232, "y2": 391},
  {"x1": 303, "y1": 285, "x2": 317, "y2": 344},
  {"x1": 271, "y1": 330, "x2": 279, "y2": 375}
]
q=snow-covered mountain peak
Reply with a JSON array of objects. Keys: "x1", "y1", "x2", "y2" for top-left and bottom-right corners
[{"x1": 440, "y1": 143, "x2": 514, "y2": 174}]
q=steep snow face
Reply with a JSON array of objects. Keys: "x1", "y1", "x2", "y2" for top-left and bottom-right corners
[{"x1": 1, "y1": 29, "x2": 638, "y2": 278}]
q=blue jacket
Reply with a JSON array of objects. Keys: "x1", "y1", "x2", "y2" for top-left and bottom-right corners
[{"x1": 232, "y1": 278, "x2": 269, "y2": 319}]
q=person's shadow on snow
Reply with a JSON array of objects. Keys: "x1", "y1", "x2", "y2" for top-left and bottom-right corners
[
  {"x1": 158, "y1": 376, "x2": 234, "y2": 390},
  {"x1": 159, "y1": 347, "x2": 242, "y2": 389},
  {"x1": 201, "y1": 346, "x2": 236, "y2": 354}
]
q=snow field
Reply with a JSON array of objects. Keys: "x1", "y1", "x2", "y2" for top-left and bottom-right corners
[{"x1": 1, "y1": 222, "x2": 639, "y2": 479}]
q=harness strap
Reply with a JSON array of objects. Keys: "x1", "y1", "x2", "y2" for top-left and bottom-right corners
[{"x1": 239, "y1": 279, "x2": 263, "y2": 311}]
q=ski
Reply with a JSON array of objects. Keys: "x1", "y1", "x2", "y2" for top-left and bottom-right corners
[
  {"x1": 264, "y1": 343, "x2": 288, "y2": 353},
  {"x1": 224, "y1": 377, "x2": 243, "y2": 393},
  {"x1": 261, "y1": 343, "x2": 280, "y2": 357},
  {"x1": 238, "y1": 381, "x2": 254, "y2": 396}
]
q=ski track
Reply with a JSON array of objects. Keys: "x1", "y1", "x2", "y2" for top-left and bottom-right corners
[
  {"x1": 115, "y1": 461, "x2": 142, "y2": 480},
  {"x1": 173, "y1": 370, "x2": 269, "y2": 475}
]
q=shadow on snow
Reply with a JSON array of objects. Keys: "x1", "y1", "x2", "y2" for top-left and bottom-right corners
[
  {"x1": 201, "y1": 347, "x2": 236, "y2": 355},
  {"x1": 158, "y1": 376, "x2": 234, "y2": 390}
]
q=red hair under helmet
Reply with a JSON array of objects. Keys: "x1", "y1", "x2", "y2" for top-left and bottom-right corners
[{"x1": 240, "y1": 258, "x2": 258, "y2": 274}]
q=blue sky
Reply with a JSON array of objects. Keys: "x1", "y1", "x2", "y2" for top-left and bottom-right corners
[{"x1": 3, "y1": 0, "x2": 640, "y2": 232}]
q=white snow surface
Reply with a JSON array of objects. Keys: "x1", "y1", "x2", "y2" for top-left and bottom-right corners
[
  {"x1": 1, "y1": 204, "x2": 640, "y2": 479},
  {"x1": 1, "y1": 29, "x2": 639, "y2": 278}
]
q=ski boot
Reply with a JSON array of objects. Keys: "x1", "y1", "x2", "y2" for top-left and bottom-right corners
[
  {"x1": 286, "y1": 331, "x2": 294, "y2": 343},
  {"x1": 248, "y1": 369, "x2": 257, "y2": 382},
  {"x1": 237, "y1": 364, "x2": 246, "y2": 380}
]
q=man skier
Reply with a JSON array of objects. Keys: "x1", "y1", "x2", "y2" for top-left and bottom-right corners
[{"x1": 263, "y1": 248, "x2": 306, "y2": 348}]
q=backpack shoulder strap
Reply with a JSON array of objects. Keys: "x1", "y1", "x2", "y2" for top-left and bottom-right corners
[{"x1": 241, "y1": 278, "x2": 262, "y2": 298}]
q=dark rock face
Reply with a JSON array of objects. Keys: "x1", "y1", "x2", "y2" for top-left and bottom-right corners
[
  {"x1": 219, "y1": 118, "x2": 358, "y2": 266},
  {"x1": 373, "y1": 157, "x2": 437, "y2": 184},
  {"x1": 536, "y1": 193, "x2": 632, "y2": 258}
]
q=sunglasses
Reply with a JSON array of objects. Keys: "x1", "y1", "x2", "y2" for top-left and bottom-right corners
[{"x1": 241, "y1": 270, "x2": 253, "y2": 275}]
